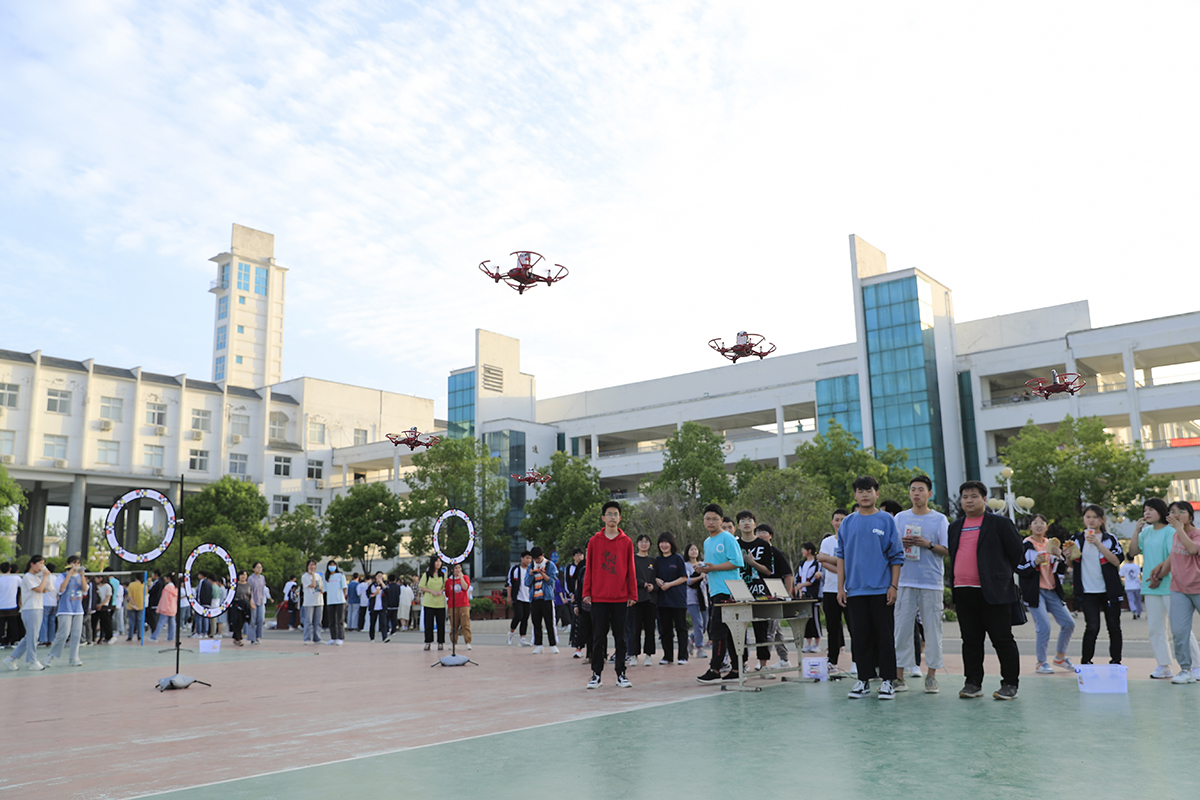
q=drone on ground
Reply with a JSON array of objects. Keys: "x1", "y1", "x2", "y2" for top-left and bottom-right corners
[
  {"x1": 1025, "y1": 369, "x2": 1087, "y2": 399},
  {"x1": 512, "y1": 469, "x2": 552, "y2": 486},
  {"x1": 386, "y1": 427, "x2": 442, "y2": 450},
  {"x1": 709, "y1": 331, "x2": 777, "y2": 363},
  {"x1": 479, "y1": 251, "x2": 569, "y2": 295}
]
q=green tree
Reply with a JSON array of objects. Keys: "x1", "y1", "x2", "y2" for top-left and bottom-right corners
[
  {"x1": 793, "y1": 420, "x2": 918, "y2": 510},
  {"x1": 271, "y1": 504, "x2": 327, "y2": 562},
  {"x1": 519, "y1": 451, "x2": 607, "y2": 551},
  {"x1": 178, "y1": 476, "x2": 270, "y2": 544},
  {"x1": 1001, "y1": 415, "x2": 1173, "y2": 531},
  {"x1": 401, "y1": 436, "x2": 509, "y2": 563},
  {"x1": 734, "y1": 467, "x2": 836, "y2": 567},
  {"x1": 731, "y1": 456, "x2": 775, "y2": 495},
  {"x1": 0, "y1": 462, "x2": 25, "y2": 539},
  {"x1": 645, "y1": 421, "x2": 731, "y2": 505},
  {"x1": 325, "y1": 482, "x2": 406, "y2": 575},
  {"x1": 623, "y1": 487, "x2": 703, "y2": 550}
]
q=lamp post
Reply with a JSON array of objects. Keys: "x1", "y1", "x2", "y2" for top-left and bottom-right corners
[{"x1": 986, "y1": 466, "x2": 1036, "y2": 523}]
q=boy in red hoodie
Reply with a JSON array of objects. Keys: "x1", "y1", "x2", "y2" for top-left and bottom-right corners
[{"x1": 582, "y1": 501, "x2": 638, "y2": 689}]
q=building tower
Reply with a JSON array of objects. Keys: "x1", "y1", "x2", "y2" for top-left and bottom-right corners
[{"x1": 207, "y1": 224, "x2": 288, "y2": 388}]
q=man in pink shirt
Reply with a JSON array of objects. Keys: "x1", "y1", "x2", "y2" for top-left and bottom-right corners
[{"x1": 948, "y1": 481, "x2": 1023, "y2": 700}]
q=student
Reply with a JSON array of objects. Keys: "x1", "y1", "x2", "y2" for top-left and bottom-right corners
[
  {"x1": 794, "y1": 542, "x2": 822, "y2": 652},
  {"x1": 1119, "y1": 555, "x2": 1142, "y2": 620},
  {"x1": 525, "y1": 546, "x2": 559, "y2": 654},
  {"x1": 695, "y1": 504, "x2": 746, "y2": 684},
  {"x1": 347, "y1": 573, "x2": 361, "y2": 632},
  {"x1": 125, "y1": 573, "x2": 144, "y2": 642},
  {"x1": 816, "y1": 508, "x2": 851, "y2": 673},
  {"x1": 571, "y1": 551, "x2": 592, "y2": 659},
  {"x1": 684, "y1": 543, "x2": 708, "y2": 659},
  {"x1": 381, "y1": 575, "x2": 402, "y2": 643},
  {"x1": 949, "y1": 481, "x2": 1023, "y2": 700},
  {"x1": 1163, "y1": 501, "x2": 1200, "y2": 683},
  {"x1": 1128, "y1": 498, "x2": 1200, "y2": 678},
  {"x1": 506, "y1": 551, "x2": 533, "y2": 646},
  {"x1": 1017, "y1": 514, "x2": 1074, "y2": 675},
  {"x1": 325, "y1": 563, "x2": 347, "y2": 645},
  {"x1": 368, "y1": 573, "x2": 387, "y2": 641},
  {"x1": 419, "y1": 559, "x2": 447, "y2": 651},
  {"x1": 582, "y1": 501, "x2": 638, "y2": 689},
  {"x1": 398, "y1": 579, "x2": 414, "y2": 632},
  {"x1": 837, "y1": 477, "x2": 905, "y2": 700},
  {"x1": 654, "y1": 532, "x2": 690, "y2": 665},
  {"x1": 1066, "y1": 504, "x2": 1125, "y2": 666},
  {"x1": 627, "y1": 534, "x2": 657, "y2": 666},
  {"x1": 46, "y1": 556, "x2": 87, "y2": 667},
  {"x1": 564, "y1": 547, "x2": 585, "y2": 636},
  {"x1": 446, "y1": 563, "x2": 473, "y2": 650},
  {"x1": 300, "y1": 560, "x2": 324, "y2": 645},
  {"x1": 754, "y1": 524, "x2": 793, "y2": 668},
  {"x1": 734, "y1": 510, "x2": 771, "y2": 671},
  {"x1": 893, "y1": 475, "x2": 950, "y2": 693},
  {"x1": 4, "y1": 556, "x2": 54, "y2": 671}
]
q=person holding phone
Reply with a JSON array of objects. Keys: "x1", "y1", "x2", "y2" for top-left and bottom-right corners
[{"x1": 1066, "y1": 505, "x2": 1125, "y2": 666}]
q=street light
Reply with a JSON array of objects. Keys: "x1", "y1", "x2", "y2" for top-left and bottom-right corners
[{"x1": 986, "y1": 465, "x2": 1035, "y2": 523}]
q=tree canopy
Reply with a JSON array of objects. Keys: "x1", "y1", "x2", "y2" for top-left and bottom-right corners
[
  {"x1": 519, "y1": 451, "x2": 607, "y2": 552},
  {"x1": 271, "y1": 504, "x2": 327, "y2": 563},
  {"x1": 179, "y1": 476, "x2": 269, "y2": 543},
  {"x1": 733, "y1": 467, "x2": 837, "y2": 567},
  {"x1": 792, "y1": 420, "x2": 918, "y2": 510},
  {"x1": 325, "y1": 482, "x2": 405, "y2": 575},
  {"x1": 0, "y1": 463, "x2": 25, "y2": 538},
  {"x1": 644, "y1": 421, "x2": 731, "y2": 505}
]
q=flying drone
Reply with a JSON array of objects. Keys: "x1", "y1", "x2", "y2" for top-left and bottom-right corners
[
  {"x1": 386, "y1": 427, "x2": 442, "y2": 450},
  {"x1": 709, "y1": 331, "x2": 777, "y2": 363},
  {"x1": 1025, "y1": 369, "x2": 1087, "y2": 399},
  {"x1": 479, "y1": 251, "x2": 569, "y2": 295},
  {"x1": 512, "y1": 469, "x2": 552, "y2": 486}
]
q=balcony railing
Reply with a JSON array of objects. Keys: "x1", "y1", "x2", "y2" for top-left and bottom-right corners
[{"x1": 597, "y1": 443, "x2": 667, "y2": 459}]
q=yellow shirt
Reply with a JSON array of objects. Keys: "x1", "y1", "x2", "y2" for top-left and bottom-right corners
[{"x1": 126, "y1": 580, "x2": 145, "y2": 611}]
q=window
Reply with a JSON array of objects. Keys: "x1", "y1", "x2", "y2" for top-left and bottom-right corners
[
  {"x1": 191, "y1": 408, "x2": 212, "y2": 431},
  {"x1": 46, "y1": 389, "x2": 71, "y2": 414},
  {"x1": 238, "y1": 296, "x2": 246, "y2": 305},
  {"x1": 43, "y1": 434, "x2": 68, "y2": 460},
  {"x1": 235, "y1": 356, "x2": 243, "y2": 364},
  {"x1": 308, "y1": 420, "x2": 326, "y2": 445},
  {"x1": 0, "y1": 430, "x2": 16, "y2": 456},
  {"x1": 0, "y1": 383, "x2": 18, "y2": 408},
  {"x1": 189, "y1": 449, "x2": 209, "y2": 471},
  {"x1": 215, "y1": 356, "x2": 226, "y2": 381},
  {"x1": 217, "y1": 295, "x2": 228, "y2": 320},
  {"x1": 220, "y1": 262, "x2": 230, "y2": 288},
  {"x1": 254, "y1": 266, "x2": 268, "y2": 295},
  {"x1": 145, "y1": 402, "x2": 167, "y2": 426},
  {"x1": 229, "y1": 452, "x2": 248, "y2": 475},
  {"x1": 237, "y1": 262, "x2": 251, "y2": 291},
  {"x1": 272, "y1": 495, "x2": 290, "y2": 516},
  {"x1": 100, "y1": 396, "x2": 123, "y2": 421},
  {"x1": 353, "y1": 428, "x2": 368, "y2": 446},
  {"x1": 230, "y1": 414, "x2": 251, "y2": 437},
  {"x1": 236, "y1": 325, "x2": 244, "y2": 334},
  {"x1": 216, "y1": 326, "x2": 227, "y2": 350},
  {"x1": 269, "y1": 411, "x2": 288, "y2": 440},
  {"x1": 307, "y1": 460, "x2": 324, "y2": 480},
  {"x1": 97, "y1": 440, "x2": 120, "y2": 465},
  {"x1": 143, "y1": 445, "x2": 164, "y2": 468},
  {"x1": 306, "y1": 497, "x2": 323, "y2": 515},
  {"x1": 274, "y1": 455, "x2": 291, "y2": 476}
]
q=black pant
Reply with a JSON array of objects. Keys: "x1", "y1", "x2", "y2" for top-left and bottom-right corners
[
  {"x1": 385, "y1": 609, "x2": 399, "y2": 639},
  {"x1": 97, "y1": 607, "x2": 113, "y2": 642},
  {"x1": 145, "y1": 608, "x2": 158, "y2": 634},
  {"x1": 845, "y1": 594, "x2": 896, "y2": 681},
  {"x1": 658, "y1": 606, "x2": 689, "y2": 661},
  {"x1": 424, "y1": 606, "x2": 446, "y2": 644},
  {"x1": 560, "y1": 601, "x2": 575, "y2": 629},
  {"x1": 629, "y1": 601, "x2": 656, "y2": 656},
  {"x1": 955, "y1": 587, "x2": 1020, "y2": 687},
  {"x1": 744, "y1": 620, "x2": 769, "y2": 664},
  {"x1": 572, "y1": 604, "x2": 592, "y2": 652},
  {"x1": 230, "y1": 606, "x2": 245, "y2": 642},
  {"x1": 0, "y1": 610, "x2": 19, "y2": 646},
  {"x1": 590, "y1": 602, "x2": 628, "y2": 676},
  {"x1": 509, "y1": 599, "x2": 530, "y2": 635},
  {"x1": 707, "y1": 595, "x2": 738, "y2": 673},
  {"x1": 530, "y1": 599, "x2": 557, "y2": 646},
  {"x1": 1080, "y1": 593, "x2": 1122, "y2": 664},
  {"x1": 369, "y1": 607, "x2": 385, "y2": 640},
  {"x1": 823, "y1": 593, "x2": 848, "y2": 665}
]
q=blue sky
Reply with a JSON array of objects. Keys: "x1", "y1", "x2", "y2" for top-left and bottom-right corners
[{"x1": 3, "y1": 1, "x2": 1197, "y2": 418}]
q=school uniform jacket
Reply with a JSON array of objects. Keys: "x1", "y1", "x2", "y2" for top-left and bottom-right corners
[
  {"x1": 947, "y1": 511, "x2": 1023, "y2": 606},
  {"x1": 1016, "y1": 540, "x2": 1068, "y2": 607}
]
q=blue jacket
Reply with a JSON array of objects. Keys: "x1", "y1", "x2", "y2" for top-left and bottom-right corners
[{"x1": 524, "y1": 559, "x2": 558, "y2": 601}]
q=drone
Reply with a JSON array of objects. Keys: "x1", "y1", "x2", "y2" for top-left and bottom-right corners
[
  {"x1": 512, "y1": 469, "x2": 552, "y2": 486},
  {"x1": 479, "y1": 251, "x2": 569, "y2": 295},
  {"x1": 1025, "y1": 369, "x2": 1086, "y2": 399},
  {"x1": 709, "y1": 331, "x2": 777, "y2": 363},
  {"x1": 386, "y1": 427, "x2": 442, "y2": 450}
]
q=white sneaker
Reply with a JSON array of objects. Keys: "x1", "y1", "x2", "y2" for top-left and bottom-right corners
[
  {"x1": 1171, "y1": 670, "x2": 1196, "y2": 684},
  {"x1": 507, "y1": 631, "x2": 514, "y2": 645},
  {"x1": 30, "y1": 660, "x2": 46, "y2": 671},
  {"x1": 878, "y1": 680, "x2": 896, "y2": 700},
  {"x1": 520, "y1": 638, "x2": 531, "y2": 647},
  {"x1": 893, "y1": 679, "x2": 909, "y2": 692},
  {"x1": 467, "y1": 643, "x2": 473, "y2": 650},
  {"x1": 1151, "y1": 665, "x2": 1174, "y2": 679},
  {"x1": 69, "y1": 659, "x2": 84, "y2": 667},
  {"x1": 573, "y1": 649, "x2": 583, "y2": 658},
  {"x1": 532, "y1": 645, "x2": 544, "y2": 654},
  {"x1": 847, "y1": 680, "x2": 870, "y2": 699},
  {"x1": 550, "y1": 646, "x2": 559, "y2": 654},
  {"x1": 677, "y1": 659, "x2": 689, "y2": 665},
  {"x1": 768, "y1": 660, "x2": 791, "y2": 669},
  {"x1": 4, "y1": 657, "x2": 17, "y2": 671},
  {"x1": 908, "y1": 666, "x2": 923, "y2": 678},
  {"x1": 1193, "y1": 667, "x2": 1200, "y2": 681},
  {"x1": 616, "y1": 674, "x2": 633, "y2": 688}
]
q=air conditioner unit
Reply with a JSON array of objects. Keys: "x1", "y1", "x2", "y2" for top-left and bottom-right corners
[
  {"x1": 54, "y1": 458, "x2": 68, "y2": 468},
  {"x1": 0, "y1": 454, "x2": 14, "y2": 464},
  {"x1": 315, "y1": 479, "x2": 325, "y2": 489},
  {"x1": 155, "y1": 425, "x2": 168, "y2": 436},
  {"x1": 99, "y1": 419, "x2": 114, "y2": 431},
  {"x1": 153, "y1": 467, "x2": 165, "y2": 476},
  {"x1": 230, "y1": 434, "x2": 243, "y2": 444},
  {"x1": 189, "y1": 429, "x2": 204, "y2": 440}
]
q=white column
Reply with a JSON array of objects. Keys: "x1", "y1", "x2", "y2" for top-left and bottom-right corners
[
  {"x1": 590, "y1": 433, "x2": 599, "y2": 463},
  {"x1": 1122, "y1": 347, "x2": 1143, "y2": 441},
  {"x1": 775, "y1": 405, "x2": 787, "y2": 468}
]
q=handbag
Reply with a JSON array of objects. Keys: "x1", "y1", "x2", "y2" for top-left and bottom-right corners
[{"x1": 1010, "y1": 599, "x2": 1028, "y2": 626}]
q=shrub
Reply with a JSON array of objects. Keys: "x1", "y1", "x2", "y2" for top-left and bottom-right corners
[{"x1": 470, "y1": 597, "x2": 495, "y2": 616}]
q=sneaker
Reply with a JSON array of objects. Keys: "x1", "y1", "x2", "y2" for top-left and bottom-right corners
[
  {"x1": 519, "y1": 638, "x2": 531, "y2": 647},
  {"x1": 532, "y1": 645, "x2": 544, "y2": 654},
  {"x1": 677, "y1": 659, "x2": 689, "y2": 666},
  {"x1": 573, "y1": 649, "x2": 583, "y2": 658},
  {"x1": 697, "y1": 669, "x2": 724, "y2": 683},
  {"x1": 959, "y1": 683, "x2": 984, "y2": 698},
  {"x1": 1053, "y1": 657, "x2": 1075, "y2": 670},
  {"x1": 467, "y1": 644, "x2": 473, "y2": 650},
  {"x1": 333, "y1": 640, "x2": 343, "y2": 646},
  {"x1": 659, "y1": 658, "x2": 670, "y2": 665},
  {"x1": 893, "y1": 679, "x2": 909, "y2": 692},
  {"x1": 878, "y1": 680, "x2": 896, "y2": 700},
  {"x1": 1193, "y1": 667, "x2": 1200, "y2": 681},
  {"x1": 69, "y1": 659, "x2": 84, "y2": 667},
  {"x1": 993, "y1": 684, "x2": 1019, "y2": 700},
  {"x1": 722, "y1": 670, "x2": 740, "y2": 682},
  {"x1": 383, "y1": 637, "x2": 391, "y2": 643},
  {"x1": 1171, "y1": 670, "x2": 1196, "y2": 684},
  {"x1": 696, "y1": 649, "x2": 707, "y2": 659},
  {"x1": 908, "y1": 666, "x2": 923, "y2": 678},
  {"x1": 644, "y1": 657, "x2": 653, "y2": 667},
  {"x1": 1036, "y1": 662, "x2": 1055, "y2": 674},
  {"x1": 587, "y1": 673, "x2": 602, "y2": 689},
  {"x1": 423, "y1": 644, "x2": 431, "y2": 651},
  {"x1": 4, "y1": 657, "x2": 17, "y2": 671},
  {"x1": 1150, "y1": 665, "x2": 1174, "y2": 679},
  {"x1": 847, "y1": 680, "x2": 870, "y2": 699},
  {"x1": 924, "y1": 675, "x2": 940, "y2": 693},
  {"x1": 550, "y1": 646, "x2": 559, "y2": 654},
  {"x1": 768, "y1": 660, "x2": 791, "y2": 669},
  {"x1": 616, "y1": 673, "x2": 632, "y2": 688},
  {"x1": 437, "y1": 644, "x2": 444, "y2": 651},
  {"x1": 30, "y1": 660, "x2": 46, "y2": 671},
  {"x1": 507, "y1": 631, "x2": 515, "y2": 645}
]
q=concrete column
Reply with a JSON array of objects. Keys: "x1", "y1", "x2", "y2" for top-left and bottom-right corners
[
  {"x1": 66, "y1": 475, "x2": 88, "y2": 557},
  {"x1": 1122, "y1": 348, "x2": 1143, "y2": 442},
  {"x1": 590, "y1": 433, "x2": 599, "y2": 463},
  {"x1": 113, "y1": 498, "x2": 140, "y2": 568},
  {"x1": 392, "y1": 450, "x2": 401, "y2": 495},
  {"x1": 23, "y1": 483, "x2": 48, "y2": 557},
  {"x1": 776, "y1": 405, "x2": 787, "y2": 469}
]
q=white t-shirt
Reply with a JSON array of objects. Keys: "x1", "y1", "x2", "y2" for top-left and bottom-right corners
[
  {"x1": 399, "y1": 585, "x2": 414, "y2": 606},
  {"x1": 115, "y1": 583, "x2": 126, "y2": 610},
  {"x1": 301, "y1": 573, "x2": 324, "y2": 607},
  {"x1": 1119, "y1": 562, "x2": 1141, "y2": 590},
  {"x1": 21, "y1": 572, "x2": 46, "y2": 611},
  {"x1": 819, "y1": 535, "x2": 841, "y2": 596},
  {"x1": 1080, "y1": 539, "x2": 1105, "y2": 594},
  {"x1": 0, "y1": 573, "x2": 20, "y2": 609},
  {"x1": 357, "y1": 581, "x2": 370, "y2": 604},
  {"x1": 43, "y1": 574, "x2": 60, "y2": 606}
]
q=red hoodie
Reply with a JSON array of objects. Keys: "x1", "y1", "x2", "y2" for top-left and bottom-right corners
[{"x1": 582, "y1": 529, "x2": 638, "y2": 603}]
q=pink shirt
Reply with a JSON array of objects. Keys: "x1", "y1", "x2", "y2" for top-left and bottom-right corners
[
  {"x1": 1169, "y1": 528, "x2": 1200, "y2": 595},
  {"x1": 954, "y1": 517, "x2": 984, "y2": 588},
  {"x1": 157, "y1": 582, "x2": 178, "y2": 617},
  {"x1": 1026, "y1": 537, "x2": 1055, "y2": 590}
]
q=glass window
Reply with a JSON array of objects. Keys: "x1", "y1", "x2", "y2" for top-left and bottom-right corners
[
  {"x1": 269, "y1": 412, "x2": 287, "y2": 440},
  {"x1": 238, "y1": 296, "x2": 246, "y2": 305},
  {"x1": 0, "y1": 383, "x2": 17, "y2": 408},
  {"x1": 237, "y1": 262, "x2": 251, "y2": 291},
  {"x1": 216, "y1": 326, "x2": 227, "y2": 350},
  {"x1": 254, "y1": 266, "x2": 268, "y2": 295},
  {"x1": 274, "y1": 455, "x2": 291, "y2": 476},
  {"x1": 353, "y1": 428, "x2": 368, "y2": 445},
  {"x1": 308, "y1": 420, "x2": 326, "y2": 445},
  {"x1": 236, "y1": 325, "x2": 244, "y2": 334},
  {"x1": 229, "y1": 452, "x2": 248, "y2": 475},
  {"x1": 221, "y1": 262, "x2": 230, "y2": 287},
  {"x1": 230, "y1": 414, "x2": 251, "y2": 437},
  {"x1": 307, "y1": 460, "x2": 323, "y2": 480},
  {"x1": 188, "y1": 449, "x2": 209, "y2": 471},
  {"x1": 0, "y1": 430, "x2": 15, "y2": 456},
  {"x1": 306, "y1": 497, "x2": 323, "y2": 515},
  {"x1": 100, "y1": 396, "x2": 123, "y2": 421},
  {"x1": 235, "y1": 355, "x2": 243, "y2": 364},
  {"x1": 145, "y1": 402, "x2": 167, "y2": 426},
  {"x1": 215, "y1": 355, "x2": 226, "y2": 381},
  {"x1": 97, "y1": 440, "x2": 119, "y2": 465},
  {"x1": 191, "y1": 408, "x2": 212, "y2": 431},
  {"x1": 46, "y1": 389, "x2": 71, "y2": 414},
  {"x1": 217, "y1": 295, "x2": 228, "y2": 320},
  {"x1": 43, "y1": 434, "x2": 68, "y2": 459},
  {"x1": 143, "y1": 445, "x2": 164, "y2": 468},
  {"x1": 272, "y1": 495, "x2": 290, "y2": 516}
]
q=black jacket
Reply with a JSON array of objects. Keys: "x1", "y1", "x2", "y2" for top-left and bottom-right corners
[
  {"x1": 1068, "y1": 531, "x2": 1125, "y2": 604},
  {"x1": 1016, "y1": 539, "x2": 1067, "y2": 607},
  {"x1": 948, "y1": 511, "x2": 1023, "y2": 605}
]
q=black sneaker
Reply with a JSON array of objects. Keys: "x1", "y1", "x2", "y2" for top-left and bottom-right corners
[
  {"x1": 616, "y1": 673, "x2": 632, "y2": 688},
  {"x1": 587, "y1": 673, "x2": 602, "y2": 689},
  {"x1": 959, "y1": 683, "x2": 984, "y2": 698},
  {"x1": 721, "y1": 670, "x2": 740, "y2": 682},
  {"x1": 697, "y1": 669, "x2": 724, "y2": 683},
  {"x1": 993, "y1": 684, "x2": 1018, "y2": 700}
]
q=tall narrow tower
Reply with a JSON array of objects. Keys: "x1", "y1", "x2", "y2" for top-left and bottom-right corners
[{"x1": 208, "y1": 224, "x2": 288, "y2": 388}]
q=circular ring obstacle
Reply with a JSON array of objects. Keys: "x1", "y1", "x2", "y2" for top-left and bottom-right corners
[
  {"x1": 432, "y1": 509, "x2": 476, "y2": 565},
  {"x1": 183, "y1": 543, "x2": 238, "y2": 618},
  {"x1": 104, "y1": 489, "x2": 176, "y2": 564}
]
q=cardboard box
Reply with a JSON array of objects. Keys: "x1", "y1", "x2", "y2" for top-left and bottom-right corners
[
  {"x1": 1075, "y1": 664, "x2": 1126, "y2": 693},
  {"x1": 198, "y1": 639, "x2": 221, "y2": 654},
  {"x1": 802, "y1": 657, "x2": 828, "y2": 681}
]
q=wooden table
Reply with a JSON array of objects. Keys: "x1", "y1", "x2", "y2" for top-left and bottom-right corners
[{"x1": 718, "y1": 597, "x2": 816, "y2": 691}]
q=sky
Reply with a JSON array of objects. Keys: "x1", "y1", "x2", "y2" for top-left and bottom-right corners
[{"x1": 3, "y1": 1, "x2": 1198, "y2": 420}]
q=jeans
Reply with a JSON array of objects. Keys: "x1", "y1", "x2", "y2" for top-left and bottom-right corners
[
  {"x1": 347, "y1": 604, "x2": 360, "y2": 631},
  {"x1": 589, "y1": 601, "x2": 628, "y2": 676},
  {"x1": 1170, "y1": 592, "x2": 1200, "y2": 671},
  {"x1": 687, "y1": 602, "x2": 708, "y2": 651},
  {"x1": 302, "y1": 605, "x2": 323, "y2": 642},
  {"x1": 49, "y1": 614, "x2": 83, "y2": 663},
  {"x1": 894, "y1": 586, "x2": 944, "y2": 670},
  {"x1": 955, "y1": 587, "x2": 1020, "y2": 687},
  {"x1": 658, "y1": 606, "x2": 689, "y2": 661},
  {"x1": 194, "y1": 614, "x2": 209, "y2": 637},
  {"x1": 1080, "y1": 593, "x2": 1122, "y2": 664},
  {"x1": 10, "y1": 607, "x2": 44, "y2": 664},
  {"x1": 126, "y1": 608, "x2": 143, "y2": 640},
  {"x1": 151, "y1": 614, "x2": 176, "y2": 642},
  {"x1": 1144, "y1": 593, "x2": 1200, "y2": 668},
  {"x1": 40, "y1": 606, "x2": 57, "y2": 644},
  {"x1": 846, "y1": 594, "x2": 897, "y2": 681},
  {"x1": 530, "y1": 599, "x2": 557, "y2": 647},
  {"x1": 251, "y1": 604, "x2": 265, "y2": 642},
  {"x1": 327, "y1": 603, "x2": 346, "y2": 641},
  {"x1": 1027, "y1": 588, "x2": 1075, "y2": 663}
]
